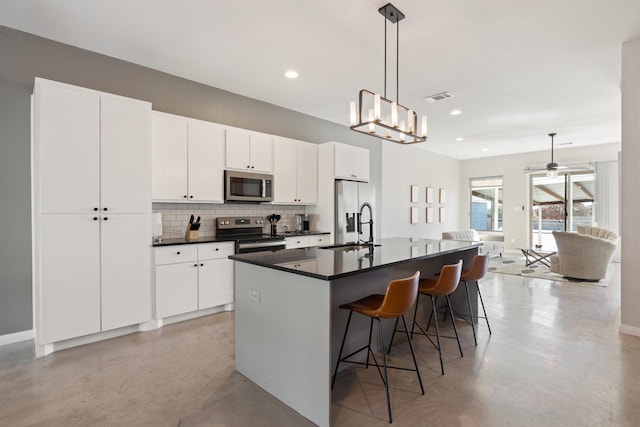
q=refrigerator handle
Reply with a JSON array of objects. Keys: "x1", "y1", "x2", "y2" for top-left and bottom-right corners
[{"x1": 356, "y1": 213, "x2": 362, "y2": 234}]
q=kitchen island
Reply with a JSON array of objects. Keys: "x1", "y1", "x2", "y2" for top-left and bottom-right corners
[{"x1": 229, "y1": 237, "x2": 480, "y2": 427}]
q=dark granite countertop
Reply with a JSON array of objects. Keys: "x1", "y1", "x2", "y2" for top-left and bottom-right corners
[
  {"x1": 229, "y1": 237, "x2": 480, "y2": 280},
  {"x1": 152, "y1": 231, "x2": 331, "y2": 247}
]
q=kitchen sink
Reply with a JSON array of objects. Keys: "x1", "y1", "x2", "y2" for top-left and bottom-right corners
[{"x1": 319, "y1": 243, "x2": 381, "y2": 251}]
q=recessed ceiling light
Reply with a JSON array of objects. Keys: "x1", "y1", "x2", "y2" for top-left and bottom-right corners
[
  {"x1": 284, "y1": 70, "x2": 299, "y2": 79},
  {"x1": 482, "y1": 148, "x2": 489, "y2": 152},
  {"x1": 450, "y1": 109, "x2": 462, "y2": 116},
  {"x1": 455, "y1": 137, "x2": 464, "y2": 141}
]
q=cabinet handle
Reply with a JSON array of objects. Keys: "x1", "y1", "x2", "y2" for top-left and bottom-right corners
[
  {"x1": 215, "y1": 248, "x2": 219, "y2": 251},
  {"x1": 93, "y1": 217, "x2": 98, "y2": 221},
  {"x1": 183, "y1": 195, "x2": 188, "y2": 199},
  {"x1": 246, "y1": 165, "x2": 250, "y2": 169},
  {"x1": 103, "y1": 217, "x2": 108, "y2": 221},
  {"x1": 189, "y1": 195, "x2": 194, "y2": 199},
  {"x1": 177, "y1": 251, "x2": 181, "y2": 255},
  {"x1": 251, "y1": 165, "x2": 254, "y2": 169},
  {"x1": 200, "y1": 263, "x2": 204, "y2": 267},
  {"x1": 103, "y1": 207, "x2": 108, "y2": 211},
  {"x1": 93, "y1": 207, "x2": 99, "y2": 212},
  {"x1": 194, "y1": 263, "x2": 198, "y2": 267}
]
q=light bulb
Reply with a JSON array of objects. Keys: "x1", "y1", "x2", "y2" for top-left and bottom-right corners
[
  {"x1": 374, "y1": 94, "x2": 381, "y2": 121},
  {"x1": 421, "y1": 116, "x2": 428, "y2": 137},
  {"x1": 391, "y1": 103, "x2": 398, "y2": 127},
  {"x1": 407, "y1": 110, "x2": 414, "y2": 134},
  {"x1": 368, "y1": 109, "x2": 375, "y2": 133},
  {"x1": 349, "y1": 101, "x2": 356, "y2": 126}
]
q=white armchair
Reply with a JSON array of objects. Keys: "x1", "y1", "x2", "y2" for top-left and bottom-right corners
[
  {"x1": 549, "y1": 227, "x2": 618, "y2": 281},
  {"x1": 442, "y1": 229, "x2": 504, "y2": 258}
]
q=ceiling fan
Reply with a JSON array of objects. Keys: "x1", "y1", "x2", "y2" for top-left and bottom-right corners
[{"x1": 523, "y1": 132, "x2": 586, "y2": 176}]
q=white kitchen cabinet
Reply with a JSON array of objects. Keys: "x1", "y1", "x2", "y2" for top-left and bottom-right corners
[
  {"x1": 38, "y1": 214, "x2": 101, "y2": 343},
  {"x1": 151, "y1": 112, "x2": 225, "y2": 202},
  {"x1": 33, "y1": 78, "x2": 152, "y2": 347},
  {"x1": 273, "y1": 137, "x2": 318, "y2": 204},
  {"x1": 197, "y1": 243, "x2": 234, "y2": 310},
  {"x1": 154, "y1": 242, "x2": 234, "y2": 318},
  {"x1": 285, "y1": 234, "x2": 329, "y2": 249},
  {"x1": 334, "y1": 143, "x2": 370, "y2": 182},
  {"x1": 225, "y1": 127, "x2": 273, "y2": 173}
]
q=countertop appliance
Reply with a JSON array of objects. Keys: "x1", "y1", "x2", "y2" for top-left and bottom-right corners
[
  {"x1": 216, "y1": 216, "x2": 285, "y2": 253},
  {"x1": 224, "y1": 170, "x2": 273, "y2": 202},
  {"x1": 335, "y1": 180, "x2": 375, "y2": 245},
  {"x1": 294, "y1": 214, "x2": 311, "y2": 233}
]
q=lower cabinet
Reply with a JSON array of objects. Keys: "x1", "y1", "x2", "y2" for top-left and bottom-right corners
[
  {"x1": 285, "y1": 234, "x2": 329, "y2": 249},
  {"x1": 154, "y1": 242, "x2": 234, "y2": 319}
]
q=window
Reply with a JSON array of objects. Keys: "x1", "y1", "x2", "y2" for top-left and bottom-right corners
[{"x1": 470, "y1": 176, "x2": 503, "y2": 231}]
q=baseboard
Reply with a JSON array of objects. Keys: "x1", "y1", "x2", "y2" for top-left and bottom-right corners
[
  {"x1": 619, "y1": 323, "x2": 640, "y2": 337},
  {"x1": 0, "y1": 329, "x2": 34, "y2": 346}
]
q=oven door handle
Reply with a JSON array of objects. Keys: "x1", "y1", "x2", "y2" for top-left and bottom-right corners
[
  {"x1": 262, "y1": 179, "x2": 266, "y2": 198},
  {"x1": 239, "y1": 240, "x2": 285, "y2": 250}
]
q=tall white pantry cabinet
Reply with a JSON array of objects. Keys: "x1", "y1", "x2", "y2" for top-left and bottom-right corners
[{"x1": 32, "y1": 78, "x2": 152, "y2": 351}]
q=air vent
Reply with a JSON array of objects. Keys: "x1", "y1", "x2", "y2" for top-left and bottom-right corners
[{"x1": 424, "y1": 92, "x2": 455, "y2": 103}]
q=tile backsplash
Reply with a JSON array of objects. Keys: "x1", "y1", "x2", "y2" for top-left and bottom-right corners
[{"x1": 153, "y1": 203, "x2": 308, "y2": 238}]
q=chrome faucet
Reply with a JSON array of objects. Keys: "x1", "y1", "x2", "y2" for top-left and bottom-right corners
[{"x1": 357, "y1": 202, "x2": 374, "y2": 247}]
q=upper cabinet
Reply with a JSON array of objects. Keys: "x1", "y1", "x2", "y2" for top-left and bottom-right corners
[
  {"x1": 333, "y1": 143, "x2": 370, "y2": 182},
  {"x1": 225, "y1": 128, "x2": 273, "y2": 173},
  {"x1": 151, "y1": 112, "x2": 225, "y2": 203},
  {"x1": 273, "y1": 137, "x2": 318, "y2": 204}
]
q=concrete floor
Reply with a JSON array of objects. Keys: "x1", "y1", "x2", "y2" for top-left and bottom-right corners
[{"x1": 1, "y1": 263, "x2": 639, "y2": 426}]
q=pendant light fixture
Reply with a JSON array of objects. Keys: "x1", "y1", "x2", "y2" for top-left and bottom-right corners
[{"x1": 349, "y1": 3, "x2": 428, "y2": 144}]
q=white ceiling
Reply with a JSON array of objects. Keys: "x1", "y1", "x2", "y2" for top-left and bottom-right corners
[{"x1": 2, "y1": 0, "x2": 640, "y2": 159}]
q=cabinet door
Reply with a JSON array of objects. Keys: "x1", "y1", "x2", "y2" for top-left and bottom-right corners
[
  {"x1": 296, "y1": 142, "x2": 318, "y2": 204},
  {"x1": 151, "y1": 112, "x2": 188, "y2": 200},
  {"x1": 101, "y1": 213, "x2": 151, "y2": 331},
  {"x1": 187, "y1": 119, "x2": 225, "y2": 202},
  {"x1": 155, "y1": 262, "x2": 199, "y2": 318},
  {"x1": 308, "y1": 234, "x2": 328, "y2": 247},
  {"x1": 101, "y1": 96, "x2": 151, "y2": 213},
  {"x1": 333, "y1": 143, "x2": 355, "y2": 180},
  {"x1": 198, "y1": 258, "x2": 234, "y2": 309},
  {"x1": 225, "y1": 127, "x2": 251, "y2": 170},
  {"x1": 352, "y1": 146, "x2": 370, "y2": 182},
  {"x1": 273, "y1": 137, "x2": 298, "y2": 203},
  {"x1": 38, "y1": 214, "x2": 101, "y2": 344},
  {"x1": 35, "y1": 81, "x2": 100, "y2": 213},
  {"x1": 250, "y1": 132, "x2": 274, "y2": 173}
]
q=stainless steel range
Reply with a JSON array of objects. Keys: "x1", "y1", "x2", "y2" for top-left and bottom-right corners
[{"x1": 216, "y1": 216, "x2": 286, "y2": 254}]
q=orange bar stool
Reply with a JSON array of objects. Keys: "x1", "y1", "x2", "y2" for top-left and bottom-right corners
[
  {"x1": 331, "y1": 271, "x2": 423, "y2": 424},
  {"x1": 390, "y1": 260, "x2": 463, "y2": 375},
  {"x1": 459, "y1": 253, "x2": 492, "y2": 344}
]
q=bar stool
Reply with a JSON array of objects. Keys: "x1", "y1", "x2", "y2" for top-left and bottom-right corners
[
  {"x1": 459, "y1": 253, "x2": 492, "y2": 344},
  {"x1": 331, "y1": 271, "x2": 423, "y2": 424},
  {"x1": 390, "y1": 260, "x2": 463, "y2": 375}
]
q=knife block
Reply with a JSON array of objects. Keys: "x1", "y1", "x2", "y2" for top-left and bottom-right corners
[{"x1": 185, "y1": 224, "x2": 199, "y2": 241}]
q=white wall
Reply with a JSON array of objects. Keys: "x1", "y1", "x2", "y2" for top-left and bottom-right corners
[
  {"x1": 461, "y1": 143, "x2": 619, "y2": 253},
  {"x1": 621, "y1": 38, "x2": 640, "y2": 335},
  {"x1": 380, "y1": 141, "x2": 462, "y2": 239}
]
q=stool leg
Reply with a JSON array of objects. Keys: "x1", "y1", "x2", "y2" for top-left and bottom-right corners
[
  {"x1": 410, "y1": 293, "x2": 421, "y2": 339},
  {"x1": 426, "y1": 296, "x2": 437, "y2": 331},
  {"x1": 387, "y1": 317, "x2": 400, "y2": 355},
  {"x1": 446, "y1": 295, "x2": 464, "y2": 357},
  {"x1": 463, "y1": 280, "x2": 478, "y2": 345},
  {"x1": 430, "y1": 295, "x2": 444, "y2": 375},
  {"x1": 332, "y1": 310, "x2": 353, "y2": 390},
  {"x1": 376, "y1": 318, "x2": 392, "y2": 423},
  {"x1": 477, "y1": 281, "x2": 492, "y2": 334},
  {"x1": 366, "y1": 317, "x2": 374, "y2": 368},
  {"x1": 401, "y1": 314, "x2": 424, "y2": 395}
]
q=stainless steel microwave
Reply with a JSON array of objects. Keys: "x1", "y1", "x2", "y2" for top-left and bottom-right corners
[{"x1": 224, "y1": 170, "x2": 273, "y2": 202}]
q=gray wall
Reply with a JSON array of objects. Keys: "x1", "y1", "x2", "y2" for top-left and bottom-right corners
[{"x1": 0, "y1": 26, "x2": 382, "y2": 335}]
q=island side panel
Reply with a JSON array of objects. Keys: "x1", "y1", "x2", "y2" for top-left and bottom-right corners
[{"x1": 235, "y1": 262, "x2": 331, "y2": 427}]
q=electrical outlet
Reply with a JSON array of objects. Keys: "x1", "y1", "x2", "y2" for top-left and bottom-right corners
[{"x1": 250, "y1": 289, "x2": 260, "y2": 303}]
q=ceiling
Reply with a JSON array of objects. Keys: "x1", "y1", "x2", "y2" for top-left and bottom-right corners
[{"x1": 2, "y1": 0, "x2": 639, "y2": 159}]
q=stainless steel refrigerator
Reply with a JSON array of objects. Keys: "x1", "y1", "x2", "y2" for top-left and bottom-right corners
[{"x1": 335, "y1": 180, "x2": 375, "y2": 244}]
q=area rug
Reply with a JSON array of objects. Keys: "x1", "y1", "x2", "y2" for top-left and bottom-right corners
[{"x1": 488, "y1": 256, "x2": 610, "y2": 286}]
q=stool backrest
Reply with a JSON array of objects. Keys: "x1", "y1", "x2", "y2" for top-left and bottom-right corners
[
  {"x1": 430, "y1": 260, "x2": 463, "y2": 295},
  {"x1": 377, "y1": 271, "x2": 420, "y2": 318},
  {"x1": 462, "y1": 253, "x2": 490, "y2": 281}
]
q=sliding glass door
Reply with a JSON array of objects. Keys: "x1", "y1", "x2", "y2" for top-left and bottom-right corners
[{"x1": 530, "y1": 171, "x2": 595, "y2": 249}]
